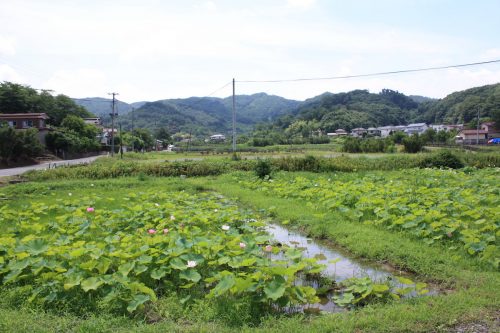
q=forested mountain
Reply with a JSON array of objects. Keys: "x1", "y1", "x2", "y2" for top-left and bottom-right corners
[
  {"x1": 73, "y1": 97, "x2": 146, "y2": 117},
  {"x1": 264, "y1": 84, "x2": 500, "y2": 135},
  {"x1": 416, "y1": 83, "x2": 500, "y2": 124},
  {"x1": 107, "y1": 93, "x2": 299, "y2": 136},
  {"x1": 271, "y1": 89, "x2": 423, "y2": 133}
]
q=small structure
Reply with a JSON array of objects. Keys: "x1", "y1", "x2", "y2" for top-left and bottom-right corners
[
  {"x1": 335, "y1": 129, "x2": 348, "y2": 136},
  {"x1": 100, "y1": 128, "x2": 118, "y2": 145},
  {"x1": 83, "y1": 117, "x2": 102, "y2": 126},
  {"x1": 351, "y1": 128, "x2": 367, "y2": 137},
  {"x1": 378, "y1": 126, "x2": 394, "y2": 138},
  {"x1": 456, "y1": 129, "x2": 488, "y2": 144},
  {"x1": 0, "y1": 113, "x2": 50, "y2": 144},
  {"x1": 481, "y1": 122, "x2": 500, "y2": 139},
  {"x1": 430, "y1": 124, "x2": 448, "y2": 132},
  {"x1": 209, "y1": 134, "x2": 226, "y2": 142},
  {"x1": 367, "y1": 127, "x2": 381, "y2": 136},
  {"x1": 445, "y1": 124, "x2": 463, "y2": 132},
  {"x1": 405, "y1": 123, "x2": 428, "y2": 135}
]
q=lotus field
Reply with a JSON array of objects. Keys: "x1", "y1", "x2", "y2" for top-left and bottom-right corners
[
  {"x1": 238, "y1": 168, "x2": 500, "y2": 268},
  {"x1": 0, "y1": 162, "x2": 499, "y2": 332},
  {"x1": 0, "y1": 188, "x2": 324, "y2": 315}
]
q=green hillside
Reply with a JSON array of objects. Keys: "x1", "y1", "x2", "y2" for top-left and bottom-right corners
[
  {"x1": 274, "y1": 89, "x2": 422, "y2": 132},
  {"x1": 418, "y1": 83, "x2": 500, "y2": 124},
  {"x1": 115, "y1": 93, "x2": 299, "y2": 135},
  {"x1": 73, "y1": 97, "x2": 139, "y2": 117}
]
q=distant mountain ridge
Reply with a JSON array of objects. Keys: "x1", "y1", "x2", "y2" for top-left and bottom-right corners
[
  {"x1": 74, "y1": 93, "x2": 299, "y2": 135},
  {"x1": 73, "y1": 83, "x2": 500, "y2": 134}
]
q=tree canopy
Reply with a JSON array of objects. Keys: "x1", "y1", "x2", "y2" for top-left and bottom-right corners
[{"x1": 0, "y1": 82, "x2": 94, "y2": 126}]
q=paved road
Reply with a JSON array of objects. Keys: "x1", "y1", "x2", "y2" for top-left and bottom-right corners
[{"x1": 0, "y1": 155, "x2": 103, "y2": 177}]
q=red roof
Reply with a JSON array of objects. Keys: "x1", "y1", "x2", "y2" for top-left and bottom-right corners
[{"x1": 0, "y1": 113, "x2": 49, "y2": 119}]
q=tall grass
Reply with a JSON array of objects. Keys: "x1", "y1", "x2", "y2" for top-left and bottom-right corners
[{"x1": 24, "y1": 152, "x2": 500, "y2": 181}]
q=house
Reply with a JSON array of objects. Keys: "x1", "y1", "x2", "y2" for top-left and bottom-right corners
[
  {"x1": 83, "y1": 117, "x2": 102, "y2": 126},
  {"x1": 456, "y1": 129, "x2": 488, "y2": 144},
  {"x1": 445, "y1": 124, "x2": 464, "y2": 132},
  {"x1": 335, "y1": 129, "x2": 348, "y2": 136},
  {"x1": 405, "y1": 123, "x2": 428, "y2": 135},
  {"x1": 210, "y1": 134, "x2": 226, "y2": 142},
  {"x1": 100, "y1": 128, "x2": 118, "y2": 145},
  {"x1": 378, "y1": 126, "x2": 396, "y2": 138},
  {"x1": 430, "y1": 124, "x2": 447, "y2": 132},
  {"x1": 351, "y1": 128, "x2": 367, "y2": 137},
  {"x1": 367, "y1": 127, "x2": 381, "y2": 136},
  {"x1": 0, "y1": 113, "x2": 50, "y2": 144},
  {"x1": 481, "y1": 122, "x2": 500, "y2": 139}
]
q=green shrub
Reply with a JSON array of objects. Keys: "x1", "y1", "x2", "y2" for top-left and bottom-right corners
[
  {"x1": 419, "y1": 150, "x2": 464, "y2": 169},
  {"x1": 402, "y1": 134, "x2": 424, "y2": 153},
  {"x1": 255, "y1": 159, "x2": 272, "y2": 179}
]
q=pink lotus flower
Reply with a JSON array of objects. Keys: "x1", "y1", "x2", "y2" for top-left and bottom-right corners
[
  {"x1": 148, "y1": 229, "x2": 156, "y2": 234},
  {"x1": 264, "y1": 245, "x2": 273, "y2": 252},
  {"x1": 239, "y1": 242, "x2": 246, "y2": 249},
  {"x1": 86, "y1": 207, "x2": 94, "y2": 212},
  {"x1": 187, "y1": 260, "x2": 197, "y2": 268},
  {"x1": 163, "y1": 228, "x2": 169, "y2": 234}
]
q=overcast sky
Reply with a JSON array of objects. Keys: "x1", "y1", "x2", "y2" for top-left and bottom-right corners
[{"x1": 1, "y1": 0, "x2": 499, "y2": 103}]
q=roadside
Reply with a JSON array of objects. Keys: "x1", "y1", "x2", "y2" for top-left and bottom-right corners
[{"x1": 0, "y1": 155, "x2": 104, "y2": 177}]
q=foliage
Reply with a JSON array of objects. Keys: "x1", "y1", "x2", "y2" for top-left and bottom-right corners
[
  {"x1": 420, "y1": 83, "x2": 500, "y2": 124},
  {"x1": 419, "y1": 151, "x2": 464, "y2": 169},
  {"x1": 342, "y1": 137, "x2": 392, "y2": 153},
  {"x1": 237, "y1": 168, "x2": 500, "y2": 267},
  {"x1": 0, "y1": 190, "x2": 323, "y2": 316},
  {"x1": 46, "y1": 115, "x2": 100, "y2": 155},
  {"x1": 154, "y1": 127, "x2": 172, "y2": 144},
  {"x1": 0, "y1": 82, "x2": 93, "y2": 126},
  {"x1": 402, "y1": 134, "x2": 425, "y2": 153},
  {"x1": 113, "y1": 93, "x2": 299, "y2": 136},
  {"x1": 0, "y1": 124, "x2": 43, "y2": 165},
  {"x1": 333, "y1": 276, "x2": 428, "y2": 308},
  {"x1": 24, "y1": 152, "x2": 500, "y2": 181},
  {"x1": 254, "y1": 159, "x2": 272, "y2": 179}
]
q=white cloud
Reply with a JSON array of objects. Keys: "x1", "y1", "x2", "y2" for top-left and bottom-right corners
[
  {"x1": 44, "y1": 69, "x2": 109, "y2": 98},
  {"x1": 0, "y1": 64, "x2": 24, "y2": 82},
  {"x1": 287, "y1": 0, "x2": 317, "y2": 9},
  {"x1": 0, "y1": 35, "x2": 15, "y2": 56}
]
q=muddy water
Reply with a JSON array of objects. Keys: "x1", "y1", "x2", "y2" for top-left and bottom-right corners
[{"x1": 265, "y1": 223, "x2": 413, "y2": 313}]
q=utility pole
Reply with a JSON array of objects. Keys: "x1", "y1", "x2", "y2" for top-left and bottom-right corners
[
  {"x1": 108, "y1": 92, "x2": 119, "y2": 156},
  {"x1": 476, "y1": 108, "x2": 480, "y2": 145},
  {"x1": 232, "y1": 78, "x2": 236, "y2": 152},
  {"x1": 119, "y1": 123, "x2": 123, "y2": 159},
  {"x1": 131, "y1": 107, "x2": 135, "y2": 152}
]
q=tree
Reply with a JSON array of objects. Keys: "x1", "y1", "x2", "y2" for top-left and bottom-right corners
[
  {"x1": 402, "y1": 134, "x2": 424, "y2": 153},
  {"x1": 390, "y1": 131, "x2": 407, "y2": 144},
  {"x1": 154, "y1": 127, "x2": 171, "y2": 144},
  {"x1": 0, "y1": 81, "x2": 94, "y2": 126},
  {"x1": 0, "y1": 123, "x2": 43, "y2": 165},
  {"x1": 421, "y1": 128, "x2": 437, "y2": 144},
  {"x1": 132, "y1": 128, "x2": 154, "y2": 150}
]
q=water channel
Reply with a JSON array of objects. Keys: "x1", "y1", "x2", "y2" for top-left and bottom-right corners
[{"x1": 265, "y1": 223, "x2": 429, "y2": 313}]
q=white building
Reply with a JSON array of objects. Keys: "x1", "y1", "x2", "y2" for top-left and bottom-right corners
[
  {"x1": 209, "y1": 134, "x2": 226, "y2": 142},
  {"x1": 405, "y1": 123, "x2": 428, "y2": 135}
]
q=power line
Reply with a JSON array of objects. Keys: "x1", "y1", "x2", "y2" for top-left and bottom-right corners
[
  {"x1": 204, "y1": 81, "x2": 233, "y2": 97},
  {"x1": 237, "y1": 59, "x2": 500, "y2": 83}
]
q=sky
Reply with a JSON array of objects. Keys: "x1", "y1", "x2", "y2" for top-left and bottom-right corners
[{"x1": 0, "y1": 0, "x2": 499, "y2": 103}]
